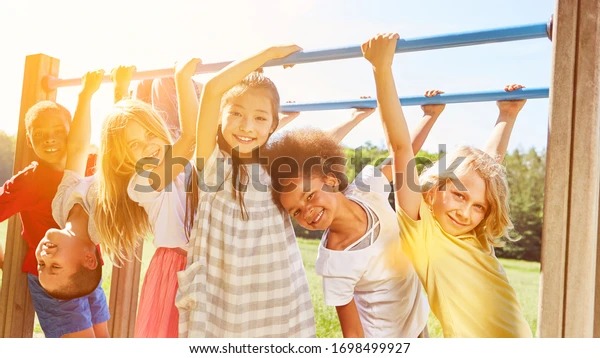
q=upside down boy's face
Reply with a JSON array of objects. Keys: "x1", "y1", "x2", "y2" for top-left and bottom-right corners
[
  {"x1": 35, "y1": 226, "x2": 96, "y2": 294},
  {"x1": 36, "y1": 204, "x2": 99, "y2": 298}
]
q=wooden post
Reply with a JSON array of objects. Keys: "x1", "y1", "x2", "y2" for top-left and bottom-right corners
[
  {"x1": 539, "y1": 0, "x2": 600, "y2": 337},
  {"x1": 107, "y1": 244, "x2": 143, "y2": 337},
  {"x1": 0, "y1": 54, "x2": 59, "y2": 337}
]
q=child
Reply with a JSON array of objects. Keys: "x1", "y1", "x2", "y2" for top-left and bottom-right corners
[
  {"x1": 362, "y1": 33, "x2": 531, "y2": 337},
  {"x1": 176, "y1": 45, "x2": 315, "y2": 337},
  {"x1": 0, "y1": 70, "x2": 109, "y2": 337},
  {"x1": 266, "y1": 103, "x2": 445, "y2": 337},
  {"x1": 51, "y1": 62, "x2": 197, "y2": 338},
  {"x1": 126, "y1": 59, "x2": 199, "y2": 338}
]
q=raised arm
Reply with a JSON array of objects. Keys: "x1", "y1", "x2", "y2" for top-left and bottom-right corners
[
  {"x1": 411, "y1": 89, "x2": 445, "y2": 154},
  {"x1": 483, "y1": 84, "x2": 526, "y2": 162},
  {"x1": 328, "y1": 107, "x2": 376, "y2": 144},
  {"x1": 145, "y1": 59, "x2": 201, "y2": 191},
  {"x1": 362, "y1": 33, "x2": 421, "y2": 220},
  {"x1": 195, "y1": 45, "x2": 301, "y2": 170},
  {"x1": 276, "y1": 105, "x2": 301, "y2": 131},
  {"x1": 65, "y1": 70, "x2": 104, "y2": 175},
  {"x1": 112, "y1": 66, "x2": 135, "y2": 103},
  {"x1": 380, "y1": 90, "x2": 445, "y2": 182}
]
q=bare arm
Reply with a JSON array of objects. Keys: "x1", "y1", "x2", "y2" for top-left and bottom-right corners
[
  {"x1": 328, "y1": 107, "x2": 376, "y2": 144},
  {"x1": 276, "y1": 111, "x2": 300, "y2": 131},
  {"x1": 113, "y1": 66, "x2": 134, "y2": 102},
  {"x1": 379, "y1": 94, "x2": 444, "y2": 183},
  {"x1": 195, "y1": 45, "x2": 301, "y2": 170},
  {"x1": 0, "y1": 243, "x2": 4, "y2": 270},
  {"x1": 149, "y1": 59, "x2": 201, "y2": 191},
  {"x1": 411, "y1": 89, "x2": 445, "y2": 154},
  {"x1": 335, "y1": 300, "x2": 365, "y2": 338},
  {"x1": 483, "y1": 84, "x2": 526, "y2": 162},
  {"x1": 362, "y1": 33, "x2": 421, "y2": 219},
  {"x1": 65, "y1": 70, "x2": 104, "y2": 175}
]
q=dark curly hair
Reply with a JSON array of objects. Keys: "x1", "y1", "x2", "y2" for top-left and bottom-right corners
[{"x1": 266, "y1": 128, "x2": 349, "y2": 206}]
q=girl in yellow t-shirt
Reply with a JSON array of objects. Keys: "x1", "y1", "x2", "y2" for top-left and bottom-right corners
[{"x1": 361, "y1": 33, "x2": 532, "y2": 337}]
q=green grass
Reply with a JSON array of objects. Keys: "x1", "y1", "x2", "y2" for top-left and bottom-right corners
[
  {"x1": 0, "y1": 222, "x2": 539, "y2": 338},
  {"x1": 297, "y1": 238, "x2": 540, "y2": 338}
]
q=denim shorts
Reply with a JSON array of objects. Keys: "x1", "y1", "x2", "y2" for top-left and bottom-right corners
[{"x1": 27, "y1": 274, "x2": 110, "y2": 338}]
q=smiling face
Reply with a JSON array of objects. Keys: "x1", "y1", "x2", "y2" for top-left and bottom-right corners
[
  {"x1": 429, "y1": 170, "x2": 489, "y2": 236},
  {"x1": 220, "y1": 88, "x2": 277, "y2": 155},
  {"x1": 27, "y1": 114, "x2": 70, "y2": 170},
  {"x1": 124, "y1": 119, "x2": 169, "y2": 167},
  {"x1": 35, "y1": 227, "x2": 95, "y2": 293},
  {"x1": 278, "y1": 174, "x2": 341, "y2": 231}
]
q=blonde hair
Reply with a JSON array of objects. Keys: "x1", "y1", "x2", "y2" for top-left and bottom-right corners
[
  {"x1": 94, "y1": 99, "x2": 172, "y2": 264},
  {"x1": 420, "y1": 146, "x2": 515, "y2": 247}
]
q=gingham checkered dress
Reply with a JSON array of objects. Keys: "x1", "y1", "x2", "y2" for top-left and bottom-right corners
[{"x1": 176, "y1": 148, "x2": 315, "y2": 337}]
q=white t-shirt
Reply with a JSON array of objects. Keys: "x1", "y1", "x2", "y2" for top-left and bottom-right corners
[
  {"x1": 315, "y1": 165, "x2": 429, "y2": 337},
  {"x1": 127, "y1": 169, "x2": 189, "y2": 249},
  {"x1": 52, "y1": 170, "x2": 101, "y2": 244}
]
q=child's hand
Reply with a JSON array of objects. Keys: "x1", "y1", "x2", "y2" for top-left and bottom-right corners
[
  {"x1": 111, "y1": 65, "x2": 136, "y2": 90},
  {"x1": 175, "y1": 58, "x2": 202, "y2": 80},
  {"x1": 361, "y1": 33, "x2": 399, "y2": 69},
  {"x1": 80, "y1": 70, "x2": 105, "y2": 97},
  {"x1": 351, "y1": 107, "x2": 376, "y2": 120},
  {"x1": 421, "y1": 89, "x2": 446, "y2": 117},
  {"x1": 497, "y1": 84, "x2": 526, "y2": 117}
]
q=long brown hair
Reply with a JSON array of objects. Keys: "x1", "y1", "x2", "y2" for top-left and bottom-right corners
[{"x1": 266, "y1": 128, "x2": 348, "y2": 208}]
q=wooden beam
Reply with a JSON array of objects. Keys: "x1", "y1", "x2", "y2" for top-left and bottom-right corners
[
  {"x1": 0, "y1": 54, "x2": 59, "y2": 337},
  {"x1": 107, "y1": 244, "x2": 143, "y2": 337},
  {"x1": 538, "y1": 0, "x2": 578, "y2": 338},
  {"x1": 540, "y1": 0, "x2": 600, "y2": 337},
  {"x1": 564, "y1": 0, "x2": 600, "y2": 337}
]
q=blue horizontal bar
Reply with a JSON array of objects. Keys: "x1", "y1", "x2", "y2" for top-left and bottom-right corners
[
  {"x1": 260, "y1": 23, "x2": 549, "y2": 69},
  {"x1": 47, "y1": 23, "x2": 550, "y2": 89},
  {"x1": 279, "y1": 87, "x2": 549, "y2": 112}
]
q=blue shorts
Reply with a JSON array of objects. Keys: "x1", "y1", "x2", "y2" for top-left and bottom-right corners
[{"x1": 27, "y1": 274, "x2": 110, "y2": 338}]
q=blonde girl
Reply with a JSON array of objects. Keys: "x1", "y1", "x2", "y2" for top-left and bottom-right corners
[
  {"x1": 54, "y1": 62, "x2": 198, "y2": 338},
  {"x1": 362, "y1": 33, "x2": 531, "y2": 337}
]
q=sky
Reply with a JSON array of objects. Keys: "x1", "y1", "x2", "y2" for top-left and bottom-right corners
[{"x1": 0, "y1": 0, "x2": 555, "y2": 155}]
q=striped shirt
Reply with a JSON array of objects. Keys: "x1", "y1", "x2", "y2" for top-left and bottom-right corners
[{"x1": 176, "y1": 147, "x2": 315, "y2": 337}]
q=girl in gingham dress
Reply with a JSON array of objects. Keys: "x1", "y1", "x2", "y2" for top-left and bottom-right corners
[{"x1": 176, "y1": 45, "x2": 315, "y2": 337}]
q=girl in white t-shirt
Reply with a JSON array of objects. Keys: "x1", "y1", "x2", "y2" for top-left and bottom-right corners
[
  {"x1": 266, "y1": 95, "x2": 446, "y2": 337},
  {"x1": 52, "y1": 60, "x2": 200, "y2": 338}
]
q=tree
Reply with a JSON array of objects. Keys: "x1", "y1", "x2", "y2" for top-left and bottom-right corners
[
  {"x1": 497, "y1": 148, "x2": 545, "y2": 261},
  {"x1": 0, "y1": 131, "x2": 16, "y2": 183}
]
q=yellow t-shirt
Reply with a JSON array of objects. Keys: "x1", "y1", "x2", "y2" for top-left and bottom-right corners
[{"x1": 397, "y1": 199, "x2": 532, "y2": 337}]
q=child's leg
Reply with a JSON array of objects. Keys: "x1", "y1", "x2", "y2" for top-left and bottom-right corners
[
  {"x1": 92, "y1": 322, "x2": 110, "y2": 338},
  {"x1": 27, "y1": 274, "x2": 96, "y2": 338}
]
